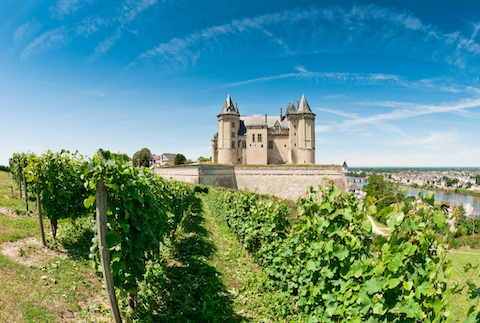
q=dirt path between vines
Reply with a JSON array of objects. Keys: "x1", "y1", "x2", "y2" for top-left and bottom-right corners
[
  {"x1": 367, "y1": 215, "x2": 390, "y2": 236},
  {"x1": 0, "y1": 236, "x2": 64, "y2": 267}
]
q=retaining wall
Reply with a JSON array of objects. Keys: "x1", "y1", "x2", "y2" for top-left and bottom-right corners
[{"x1": 154, "y1": 164, "x2": 346, "y2": 201}]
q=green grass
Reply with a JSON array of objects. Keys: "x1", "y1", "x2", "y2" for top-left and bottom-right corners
[
  {"x1": 202, "y1": 196, "x2": 302, "y2": 321},
  {"x1": 446, "y1": 250, "x2": 480, "y2": 322},
  {"x1": 0, "y1": 249, "x2": 109, "y2": 322},
  {"x1": 0, "y1": 171, "x2": 110, "y2": 322},
  {"x1": 0, "y1": 171, "x2": 36, "y2": 214},
  {"x1": 0, "y1": 215, "x2": 41, "y2": 243}
]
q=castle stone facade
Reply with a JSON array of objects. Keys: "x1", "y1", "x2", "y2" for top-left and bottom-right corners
[{"x1": 212, "y1": 94, "x2": 315, "y2": 165}]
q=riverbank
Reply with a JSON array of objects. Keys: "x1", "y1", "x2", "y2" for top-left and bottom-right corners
[{"x1": 395, "y1": 182, "x2": 480, "y2": 198}]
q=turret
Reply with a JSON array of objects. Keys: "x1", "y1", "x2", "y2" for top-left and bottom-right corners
[
  {"x1": 296, "y1": 94, "x2": 315, "y2": 164},
  {"x1": 216, "y1": 94, "x2": 240, "y2": 164}
]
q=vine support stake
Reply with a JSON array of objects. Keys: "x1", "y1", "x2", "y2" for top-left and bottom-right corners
[
  {"x1": 96, "y1": 180, "x2": 122, "y2": 323},
  {"x1": 23, "y1": 160, "x2": 28, "y2": 212},
  {"x1": 36, "y1": 187, "x2": 46, "y2": 247}
]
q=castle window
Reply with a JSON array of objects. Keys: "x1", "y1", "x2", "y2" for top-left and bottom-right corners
[
  {"x1": 268, "y1": 141, "x2": 273, "y2": 149},
  {"x1": 238, "y1": 141, "x2": 241, "y2": 148},
  {"x1": 258, "y1": 134, "x2": 262, "y2": 142},
  {"x1": 243, "y1": 141, "x2": 246, "y2": 148},
  {"x1": 231, "y1": 122, "x2": 235, "y2": 128},
  {"x1": 231, "y1": 132, "x2": 235, "y2": 138},
  {"x1": 231, "y1": 141, "x2": 235, "y2": 148},
  {"x1": 252, "y1": 134, "x2": 255, "y2": 142},
  {"x1": 275, "y1": 125, "x2": 280, "y2": 131}
]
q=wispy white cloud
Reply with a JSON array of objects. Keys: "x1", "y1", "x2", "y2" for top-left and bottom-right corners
[
  {"x1": 21, "y1": 0, "x2": 158, "y2": 59},
  {"x1": 91, "y1": 28, "x2": 122, "y2": 58},
  {"x1": 21, "y1": 27, "x2": 70, "y2": 59},
  {"x1": 316, "y1": 107, "x2": 358, "y2": 119},
  {"x1": 321, "y1": 94, "x2": 346, "y2": 100},
  {"x1": 136, "y1": 6, "x2": 316, "y2": 65},
  {"x1": 13, "y1": 19, "x2": 41, "y2": 43},
  {"x1": 119, "y1": 0, "x2": 157, "y2": 24},
  {"x1": 398, "y1": 131, "x2": 462, "y2": 148},
  {"x1": 315, "y1": 125, "x2": 333, "y2": 133},
  {"x1": 135, "y1": 3, "x2": 480, "y2": 70},
  {"x1": 51, "y1": 0, "x2": 93, "y2": 19},
  {"x1": 316, "y1": 97, "x2": 480, "y2": 143},
  {"x1": 219, "y1": 70, "x2": 402, "y2": 88}
]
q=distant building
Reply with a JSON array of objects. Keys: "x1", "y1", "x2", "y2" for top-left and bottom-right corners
[
  {"x1": 212, "y1": 94, "x2": 316, "y2": 165},
  {"x1": 342, "y1": 161, "x2": 348, "y2": 173},
  {"x1": 151, "y1": 153, "x2": 176, "y2": 167}
]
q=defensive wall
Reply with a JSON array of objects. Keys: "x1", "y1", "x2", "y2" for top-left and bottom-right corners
[{"x1": 154, "y1": 164, "x2": 346, "y2": 201}]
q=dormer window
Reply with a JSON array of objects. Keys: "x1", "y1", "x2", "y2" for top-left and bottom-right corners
[{"x1": 275, "y1": 125, "x2": 280, "y2": 131}]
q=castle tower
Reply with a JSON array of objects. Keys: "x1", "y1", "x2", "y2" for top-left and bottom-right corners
[
  {"x1": 216, "y1": 94, "x2": 240, "y2": 164},
  {"x1": 296, "y1": 94, "x2": 315, "y2": 164},
  {"x1": 286, "y1": 100, "x2": 299, "y2": 164}
]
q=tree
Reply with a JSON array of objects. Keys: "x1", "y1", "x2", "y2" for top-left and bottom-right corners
[
  {"x1": 445, "y1": 177, "x2": 459, "y2": 187},
  {"x1": 198, "y1": 156, "x2": 211, "y2": 163},
  {"x1": 362, "y1": 174, "x2": 406, "y2": 212},
  {"x1": 476, "y1": 175, "x2": 480, "y2": 185},
  {"x1": 132, "y1": 148, "x2": 152, "y2": 167},
  {"x1": 174, "y1": 154, "x2": 187, "y2": 165}
]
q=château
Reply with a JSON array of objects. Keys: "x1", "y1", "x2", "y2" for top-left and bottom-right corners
[{"x1": 212, "y1": 94, "x2": 315, "y2": 165}]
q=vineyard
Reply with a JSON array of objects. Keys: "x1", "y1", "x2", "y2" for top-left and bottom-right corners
[{"x1": 1, "y1": 150, "x2": 480, "y2": 322}]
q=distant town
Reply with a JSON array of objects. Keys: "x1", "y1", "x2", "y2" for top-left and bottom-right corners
[
  {"x1": 347, "y1": 168, "x2": 480, "y2": 192},
  {"x1": 346, "y1": 167, "x2": 480, "y2": 217}
]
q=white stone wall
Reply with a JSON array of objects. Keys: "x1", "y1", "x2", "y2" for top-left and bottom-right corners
[
  {"x1": 154, "y1": 165, "x2": 199, "y2": 185},
  {"x1": 234, "y1": 165, "x2": 346, "y2": 200},
  {"x1": 154, "y1": 164, "x2": 346, "y2": 201}
]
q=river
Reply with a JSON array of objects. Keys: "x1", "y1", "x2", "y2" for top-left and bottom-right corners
[
  {"x1": 346, "y1": 177, "x2": 480, "y2": 212},
  {"x1": 398, "y1": 186, "x2": 480, "y2": 212}
]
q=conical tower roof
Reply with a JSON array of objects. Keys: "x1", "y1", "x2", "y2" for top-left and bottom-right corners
[
  {"x1": 286, "y1": 101, "x2": 296, "y2": 115},
  {"x1": 297, "y1": 94, "x2": 314, "y2": 115},
  {"x1": 218, "y1": 94, "x2": 239, "y2": 116}
]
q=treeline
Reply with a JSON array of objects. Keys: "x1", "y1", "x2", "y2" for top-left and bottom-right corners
[{"x1": 206, "y1": 185, "x2": 480, "y2": 322}]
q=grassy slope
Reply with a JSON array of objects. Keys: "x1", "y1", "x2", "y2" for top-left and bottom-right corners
[
  {"x1": 202, "y1": 197, "x2": 302, "y2": 321},
  {"x1": 0, "y1": 171, "x2": 109, "y2": 322},
  {"x1": 447, "y1": 250, "x2": 480, "y2": 322}
]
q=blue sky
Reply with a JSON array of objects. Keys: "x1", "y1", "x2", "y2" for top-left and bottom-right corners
[{"x1": 1, "y1": 0, "x2": 480, "y2": 167}]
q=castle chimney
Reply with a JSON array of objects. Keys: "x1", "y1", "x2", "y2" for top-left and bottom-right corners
[
  {"x1": 265, "y1": 113, "x2": 267, "y2": 124},
  {"x1": 280, "y1": 107, "x2": 282, "y2": 120},
  {"x1": 235, "y1": 102, "x2": 237, "y2": 110},
  {"x1": 297, "y1": 99, "x2": 299, "y2": 108}
]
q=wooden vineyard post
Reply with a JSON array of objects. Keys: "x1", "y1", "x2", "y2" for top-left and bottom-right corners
[
  {"x1": 23, "y1": 160, "x2": 28, "y2": 212},
  {"x1": 96, "y1": 180, "x2": 122, "y2": 323},
  {"x1": 36, "y1": 187, "x2": 46, "y2": 246}
]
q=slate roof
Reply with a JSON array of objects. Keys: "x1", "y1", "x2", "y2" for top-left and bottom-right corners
[
  {"x1": 218, "y1": 94, "x2": 239, "y2": 116},
  {"x1": 239, "y1": 115, "x2": 289, "y2": 133},
  {"x1": 286, "y1": 94, "x2": 315, "y2": 116},
  {"x1": 162, "y1": 153, "x2": 176, "y2": 162}
]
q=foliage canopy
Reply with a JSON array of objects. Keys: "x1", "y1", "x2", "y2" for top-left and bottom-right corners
[{"x1": 132, "y1": 148, "x2": 152, "y2": 167}]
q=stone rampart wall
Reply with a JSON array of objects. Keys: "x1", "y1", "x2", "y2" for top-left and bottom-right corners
[
  {"x1": 234, "y1": 165, "x2": 346, "y2": 200},
  {"x1": 154, "y1": 164, "x2": 346, "y2": 201},
  {"x1": 154, "y1": 164, "x2": 199, "y2": 185},
  {"x1": 198, "y1": 165, "x2": 238, "y2": 189}
]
